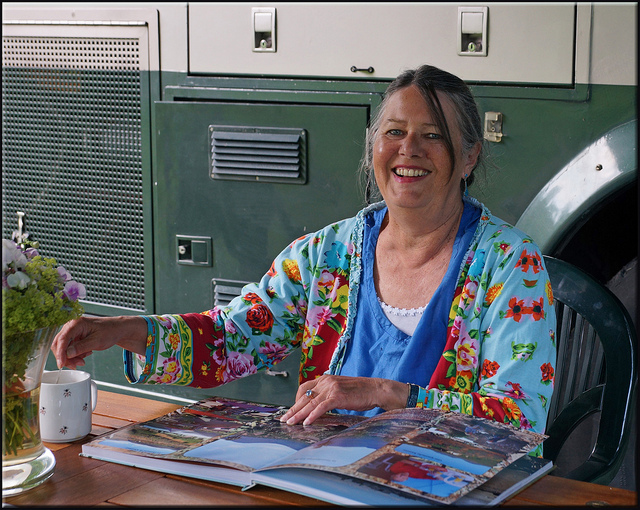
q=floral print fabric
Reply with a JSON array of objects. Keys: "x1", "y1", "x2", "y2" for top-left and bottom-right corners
[{"x1": 124, "y1": 197, "x2": 556, "y2": 434}]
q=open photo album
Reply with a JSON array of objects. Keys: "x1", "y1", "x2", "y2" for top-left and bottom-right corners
[{"x1": 81, "y1": 396, "x2": 552, "y2": 506}]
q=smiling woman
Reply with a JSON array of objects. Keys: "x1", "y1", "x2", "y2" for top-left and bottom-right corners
[
  {"x1": 52, "y1": 65, "x2": 556, "y2": 445},
  {"x1": 373, "y1": 86, "x2": 469, "y2": 215}
]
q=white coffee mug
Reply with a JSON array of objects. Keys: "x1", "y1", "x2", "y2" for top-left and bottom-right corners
[{"x1": 40, "y1": 370, "x2": 98, "y2": 442}]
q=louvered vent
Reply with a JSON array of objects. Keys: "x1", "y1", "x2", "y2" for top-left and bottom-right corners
[
  {"x1": 212, "y1": 278, "x2": 252, "y2": 307},
  {"x1": 209, "y1": 126, "x2": 307, "y2": 184}
]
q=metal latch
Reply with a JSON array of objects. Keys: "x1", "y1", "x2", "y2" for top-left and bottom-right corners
[
  {"x1": 12, "y1": 211, "x2": 29, "y2": 244},
  {"x1": 458, "y1": 6, "x2": 488, "y2": 56},
  {"x1": 176, "y1": 235, "x2": 212, "y2": 266},
  {"x1": 484, "y1": 112, "x2": 503, "y2": 142},
  {"x1": 252, "y1": 7, "x2": 276, "y2": 52}
]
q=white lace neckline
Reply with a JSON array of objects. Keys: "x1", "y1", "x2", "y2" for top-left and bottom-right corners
[
  {"x1": 377, "y1": 296, "x2": 428, "y2": 316},
  {"x1": 376, "y1": 296, "x2": 426, "y2": 336}
]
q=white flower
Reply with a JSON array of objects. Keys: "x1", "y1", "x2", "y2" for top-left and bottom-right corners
[
  {"x1": 2, "y1": 239, "x2": 27, "y2": 271},
  {"x1": 6, "y1": 271, "x2": 31, "y2": 289}
]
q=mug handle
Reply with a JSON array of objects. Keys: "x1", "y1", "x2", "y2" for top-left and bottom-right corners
[{"x1": 91, "y1": 380, "x2": 98, "y2": 411}]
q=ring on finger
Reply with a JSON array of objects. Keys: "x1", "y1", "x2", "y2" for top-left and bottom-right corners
[{"x1": 305, "y1": 389, "x2": 314, "y2": 399}]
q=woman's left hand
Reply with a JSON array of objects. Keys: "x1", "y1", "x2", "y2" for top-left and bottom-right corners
[{"x1": 279, "y1": 375, "x2": 410, "y2": 425}]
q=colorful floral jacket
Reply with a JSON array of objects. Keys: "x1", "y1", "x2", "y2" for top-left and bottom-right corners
[{"x1": 125, "y1": 197, "x2": 556, "y2": 434}]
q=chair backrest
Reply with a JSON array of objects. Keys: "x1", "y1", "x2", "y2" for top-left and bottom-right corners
[{"x1": 543, "y1": 256, "x2": 637, "y2": 485}]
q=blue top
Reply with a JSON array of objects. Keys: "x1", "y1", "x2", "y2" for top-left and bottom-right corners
[{"x1": 337, "y1": 201, "x2": 481, "y2": 417}]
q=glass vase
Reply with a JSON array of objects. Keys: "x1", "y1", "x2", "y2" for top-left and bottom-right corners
[{"x1": 2, "y1": 326, "x2": 58, "y2": 496}]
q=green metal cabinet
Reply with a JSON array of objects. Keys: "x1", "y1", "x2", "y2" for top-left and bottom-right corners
[{"x1": 152, "y1": 98, "x2": 373, "y2": 313}]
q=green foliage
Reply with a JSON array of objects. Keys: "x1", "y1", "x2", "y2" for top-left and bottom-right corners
[{"x1": 3, "y1": 256, "x2": 84, "y2": 336}]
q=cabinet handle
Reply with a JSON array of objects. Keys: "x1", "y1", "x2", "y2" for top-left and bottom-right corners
[
  {"x1": 350, "y1": 66, "x2": 374, "y2": 74},
  {"x1": 266, "y1": 369, "x2": 289, "y2": 377}
]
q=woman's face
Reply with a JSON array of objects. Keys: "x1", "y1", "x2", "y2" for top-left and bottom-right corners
[{"x1": 372, "y1": 85, "x2": 479, "y2": 216}]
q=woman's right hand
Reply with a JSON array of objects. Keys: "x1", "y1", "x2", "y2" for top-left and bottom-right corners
[{"x1": 51, "y1": 315, "x2": 148, "y2": 369}]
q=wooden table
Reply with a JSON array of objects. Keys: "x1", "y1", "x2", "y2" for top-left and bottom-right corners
[{"x1": 3, "y1": 390, "x2": 637, "y2": 507}]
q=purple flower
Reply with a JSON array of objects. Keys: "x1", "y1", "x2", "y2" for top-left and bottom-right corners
[
  {"x1": 63, "y1": 280, "x2": 87, "y2": 301},
  {"x1": 58, "y1": 266, "x2": 72, "y2": 281},
  {"x1": 24, "y1": 247, "x2": 39, "y2": 259}
]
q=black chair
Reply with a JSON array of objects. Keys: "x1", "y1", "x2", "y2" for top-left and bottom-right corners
[{"x1": 543, "y1": 256, "x2": 637, "y2": 485}]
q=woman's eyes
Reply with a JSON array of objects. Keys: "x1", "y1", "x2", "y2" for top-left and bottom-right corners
[{"x1": 385, "y1": 129, "x2": 441, "y2": 139}]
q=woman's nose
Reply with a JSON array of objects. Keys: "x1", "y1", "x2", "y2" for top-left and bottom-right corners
[{"x1": 399, "y1": 133, "x2": 422, "y2": 157}]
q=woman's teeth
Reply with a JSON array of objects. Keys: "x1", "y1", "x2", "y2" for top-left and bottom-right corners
[{"x1": 394, "y1": 168, "x2": 428, "y2": 177}]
